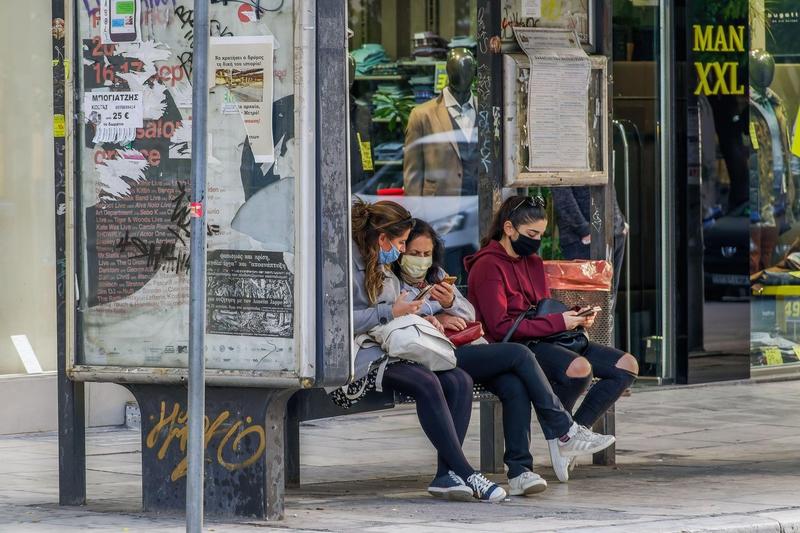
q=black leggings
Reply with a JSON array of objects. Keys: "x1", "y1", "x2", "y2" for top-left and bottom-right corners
[
  {"x1": 532, "y1": 341, "x2": 636, "y2": 428},
  {"x1": 456, "y1": 343, "x2": 573, "y2": 478},
  {"x1": 381, "y1": 362, "x2": 475, "y2": 481}
]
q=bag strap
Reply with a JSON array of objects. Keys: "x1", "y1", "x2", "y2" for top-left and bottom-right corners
[{"x1": 502, "y1": 304, "x2": 536, "y2": 343}]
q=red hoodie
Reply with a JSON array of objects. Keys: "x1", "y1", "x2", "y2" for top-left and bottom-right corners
[{"x1": 464, "y1": 240, "x2": 567, "y2": 342}]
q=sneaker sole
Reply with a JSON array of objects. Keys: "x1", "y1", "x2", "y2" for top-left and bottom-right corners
[
  {"x1": 428, "y1": 487, "x2": 474, "y2": 501},
  {"x1": 477, "y1": 492, "x2": 507, "y2": 503},
  {"x1": 557, "y1": 436, "x2": 616, "y2": 458},
  {"x1": 446, "y1": 489, "x2": 475, "y2": 502},
  {"x1": 508, "y1": 481, "x2": 548, "y2": 496}
]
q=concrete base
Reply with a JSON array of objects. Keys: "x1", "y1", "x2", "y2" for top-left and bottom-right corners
[{"x1": 0, "y1": 372, "x2": 134, "y2": 434}]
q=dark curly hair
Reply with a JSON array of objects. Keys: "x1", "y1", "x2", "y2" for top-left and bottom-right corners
[{"x1": 391, "y1": 218, "x2": 446, "y2": 285}]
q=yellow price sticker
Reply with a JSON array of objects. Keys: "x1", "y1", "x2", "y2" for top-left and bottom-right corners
[
  {"x1": 749, "y1": 121, "x2": 759, "y2": 151},
  {"x1": 434, "y1": 62, "x2": 448, "y2": 93},
  {"x1": 357, "y1": 133, "x2": 373, "y2": 171},
  {"x1": 763, "y1": 347, "x2": 783, "y2": 366}
]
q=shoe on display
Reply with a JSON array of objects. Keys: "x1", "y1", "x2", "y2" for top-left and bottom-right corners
[
  {"x1": 427, "y1": 471, "x2": 474, "y2": 501},
  {"x1": 507, "y1": 470, "x2": 548, "y2": 496}
]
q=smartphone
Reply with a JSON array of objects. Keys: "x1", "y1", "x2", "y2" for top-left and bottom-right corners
[
  {"x1": 440, "y1": 275, "x2": 458, "y2": 285},
  {"x1": 576, "y1": 306, "x2": 602, "y2": 317},
  {"x1": 109, "y1": 0, "x2": 139, "y2": 42},
  {"x1": 413, "y1": 285, "x2": 434, "y2": 301}
]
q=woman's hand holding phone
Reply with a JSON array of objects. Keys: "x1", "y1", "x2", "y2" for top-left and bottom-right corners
[
  {"x1": 562, "y1": 311, "x2": 589, "y2": 330},
  {"x1": 430, "y1": 281, "x2": 455, "y2": 308},
  {"x1": 392, "y1": 291, "x2": 423, "y2": 318}
]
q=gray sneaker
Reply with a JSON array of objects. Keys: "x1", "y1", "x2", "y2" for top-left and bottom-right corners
[{"x1": 555, "y1": 424, "x2": 616, "y2": 458}]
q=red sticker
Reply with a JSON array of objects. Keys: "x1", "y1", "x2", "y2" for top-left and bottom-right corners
[
  {"x1": 189, "y1": 202, "x2": 203, "y2": 218},
  {"x1": 238, "y1": 4, "x2": 256, "y2": 22}
]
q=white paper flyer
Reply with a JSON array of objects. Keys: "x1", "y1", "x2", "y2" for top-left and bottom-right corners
[
  {"x1": 209, "y1": 35, "x2": 275, "y2": 163},
  {"x1": 514, "y1": 27, "x2": 591, "y2": 170}
]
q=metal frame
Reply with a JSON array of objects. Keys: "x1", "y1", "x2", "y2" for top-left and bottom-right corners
[
  {"x1": 65, "y1": 0, "x2": 321, "y2": 388},
  {"x1": 502, "y1": 53, "x2": 609, "y2": 188}
]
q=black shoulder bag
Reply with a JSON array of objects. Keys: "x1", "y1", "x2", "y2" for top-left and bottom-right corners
[{"x1": 501, "y1": 298, "x2": 589, "y2": 354}]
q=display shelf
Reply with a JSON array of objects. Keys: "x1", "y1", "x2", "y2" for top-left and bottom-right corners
[
  {"x1": 753, "y1": 285, "x2": 800, "y2": 297},
  {"x1": 374, "y1": 159, "x2": 403, "y2": 166},
  {"x1": 397, "y1": 59, "x2": 440, "y2": 67},
  {"x1": 355, "y1": 74, "x2": 405, "y2": 81},
  {"x1": 372, "y1": 117, "x2": 398, "y2": 123},
  {"x1": 511, "y1": 171, "x2": 608, "y2": 187}
]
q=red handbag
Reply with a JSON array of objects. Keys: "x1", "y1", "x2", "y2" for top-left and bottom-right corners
[{"x1": 445, "y1": 321, "x2": 484, "y2": 347}]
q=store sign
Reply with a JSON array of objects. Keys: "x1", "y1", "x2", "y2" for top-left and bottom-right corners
[
  {"x1": 766, "y1": 2, "x2": 800, "y2": 58},
  {"x1": 692, "y1": 25, "x2": 745, "y2": 96}
]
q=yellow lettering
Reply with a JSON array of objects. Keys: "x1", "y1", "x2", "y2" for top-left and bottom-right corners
[
  {"x1": 714, "y1": 26, "x2": 730, "y2": 52},
  {"x1": 726, "y1": 62, "x2": 745, "y2": 94},
  {"x1": 729, "y1": 25, "x2": 745, "y2": 52},
  {"x1": 694, "y1": 62, "x2": 714, "y2": 95},
  {"x1": 693, "y1": 25, "x2": 713, "y2": 51}
]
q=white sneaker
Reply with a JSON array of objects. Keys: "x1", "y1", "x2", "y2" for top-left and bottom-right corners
[
  {"x1": 507, "y1": 471, "x2": 548, "y2": 496},
  {"x1": 547, "y1": 424, "x2": 615, "y2": 483},
  {"x1": 556, "y1": 423, "x2": 616, "y2": 458},
  {"x1": 547, "y1": 439, "x2": 572, "y2": 482}
]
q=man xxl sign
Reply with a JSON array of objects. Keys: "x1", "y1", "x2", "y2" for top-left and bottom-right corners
[{"x1": 693, "y1": 25, "x2": 746, "y2": 96}]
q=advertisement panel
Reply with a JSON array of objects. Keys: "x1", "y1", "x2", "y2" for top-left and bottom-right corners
[{"x1": 74, "y1": 0, "x2": 309, "y2": 378}]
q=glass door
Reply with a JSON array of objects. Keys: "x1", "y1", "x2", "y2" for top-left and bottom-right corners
[{"x1": 612, "y1": 0, "x2": 670, "y2": 383}]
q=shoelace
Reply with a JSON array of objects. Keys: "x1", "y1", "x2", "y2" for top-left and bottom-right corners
[
  {"x1": 517, "y1": 471, "x2": 536, "y2": 482},
  {"x1": 447, "y1": 471, "x2": 463, "y2": 485},
  {"x1": 468, "y1": 473, "x2": 494, "y2": 496},
  {"x1": 576, "y1": 425, "x2": 597, "y2": 441}
]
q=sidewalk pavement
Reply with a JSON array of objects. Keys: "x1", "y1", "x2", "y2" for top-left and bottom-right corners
[{"x1": 1, "y1": 379, "x2": 799, "y2": 532}]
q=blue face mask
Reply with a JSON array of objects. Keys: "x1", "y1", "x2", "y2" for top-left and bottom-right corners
[{"x1": 378, "y1": 243, "x2": 401, "y2": 264}]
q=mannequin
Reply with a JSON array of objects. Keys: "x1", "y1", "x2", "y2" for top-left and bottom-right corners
[
  {"x1": 404, "y1": 48, "x2": 478, "y2": 196},
  {"x1": 749, "y1": 49, "x2": 796, "y2": 273}
]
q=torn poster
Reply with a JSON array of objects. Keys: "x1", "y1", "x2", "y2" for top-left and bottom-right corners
[
  {"x1": 209, "y1": 35, "x2": 275, "y2": 163},
  {"x1": 100, "y1": 0, "x2": 142, "y2": 44},
  {"x1": 514, "y1": 27, "x2": 591, "y2": 170},
  {"x1": 83, "y1": 91, "x2": 144, "y2": 144}
]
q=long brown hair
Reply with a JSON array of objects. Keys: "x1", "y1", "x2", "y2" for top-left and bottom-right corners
[
  {"x1": 481, "y1": 195, "x2": 548, "y2": 247},
  {"x1": 352, "y1": 198, "x2": 414, "y2": 304}
]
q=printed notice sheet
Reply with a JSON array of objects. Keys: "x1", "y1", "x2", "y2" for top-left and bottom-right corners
[
  {"x1": 514, "y1": 27, "x2": 590, "y2": 170},
  {"x1": 209, "y1": 35, "x2": 275, "y2": 163}
]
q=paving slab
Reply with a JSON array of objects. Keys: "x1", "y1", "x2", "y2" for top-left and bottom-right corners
[{"x1": 0, "y1": 380, "x2": 799, "y2": 531}]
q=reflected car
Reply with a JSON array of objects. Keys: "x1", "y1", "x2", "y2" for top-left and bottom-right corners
[{"x1": 703, "y1": 203, "x2": 750, "y2": 300}]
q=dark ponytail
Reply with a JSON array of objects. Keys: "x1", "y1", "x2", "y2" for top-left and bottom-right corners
[{"x1": 480, "y1": 195, "x2": 548, "y2": 247}]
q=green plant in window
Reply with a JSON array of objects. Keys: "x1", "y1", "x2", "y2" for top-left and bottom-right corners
[{"x1": 373, "y1": 93, "x2": 416, "y2": 131}]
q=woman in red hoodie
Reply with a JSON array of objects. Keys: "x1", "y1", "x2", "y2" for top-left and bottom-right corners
[{"x1": 465, "y1": 195, "x2": 639, "y2": 471}]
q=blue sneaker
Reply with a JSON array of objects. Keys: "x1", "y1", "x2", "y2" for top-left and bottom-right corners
[
  {"x1": 466, "y1": 472, "x2": 507, "y2": 502},
  {"x1": 427, "y1": 471, "x2": 474, "y2": 501}
]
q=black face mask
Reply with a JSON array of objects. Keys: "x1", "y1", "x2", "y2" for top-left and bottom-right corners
[{"x1": 511, "y1": 232, "x2": 541, "y2": 257}]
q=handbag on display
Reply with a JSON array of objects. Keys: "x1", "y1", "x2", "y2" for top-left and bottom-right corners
[
  {"x1": 369, "y1": 314, "x2": 457, "y2": 371},
  {"x1": 502, "y1": 298, "x2": 590, "y2": 354},
  {"x1": 444, "y1": 321, "x2": 484, "y2": 347}
]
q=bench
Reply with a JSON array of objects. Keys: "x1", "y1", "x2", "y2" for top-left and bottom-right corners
[{"x1": 284, "y1": 382, "x2": 616, "y2": 486}]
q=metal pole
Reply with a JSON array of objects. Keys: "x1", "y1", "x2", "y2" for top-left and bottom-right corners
[{"x1": 187, "y1": 0, "x2": 209, "y2": 530}]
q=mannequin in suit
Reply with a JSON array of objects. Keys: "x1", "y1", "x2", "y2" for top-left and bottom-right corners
[{"x1": 404, "y1": 48, "x2": 478, "y2": 196}]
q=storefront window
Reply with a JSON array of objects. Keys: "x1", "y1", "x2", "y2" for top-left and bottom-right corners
[
  {"x1": 0, "y1": 2, "x2": 57, "y2": 375},
  {"x1": 749, "y1": 1, "x2": 800, "y2": 370},
  {"x1": 348, "y1": 0, "x2": 479, "y2": 283}
]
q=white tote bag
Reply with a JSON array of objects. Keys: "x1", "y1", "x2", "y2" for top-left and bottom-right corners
[{"x1": 369, "y1": 314, "x2": 457, "y2": 372}]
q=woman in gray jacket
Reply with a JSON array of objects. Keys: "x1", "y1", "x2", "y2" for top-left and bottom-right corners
[{"x1": 348, "y1": 198, "x2": 505, "y2": 503}]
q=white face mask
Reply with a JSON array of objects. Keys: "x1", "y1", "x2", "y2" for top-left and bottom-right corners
[{"x1": 400, "y1": 254, "x2": 433, "y2": 280}]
